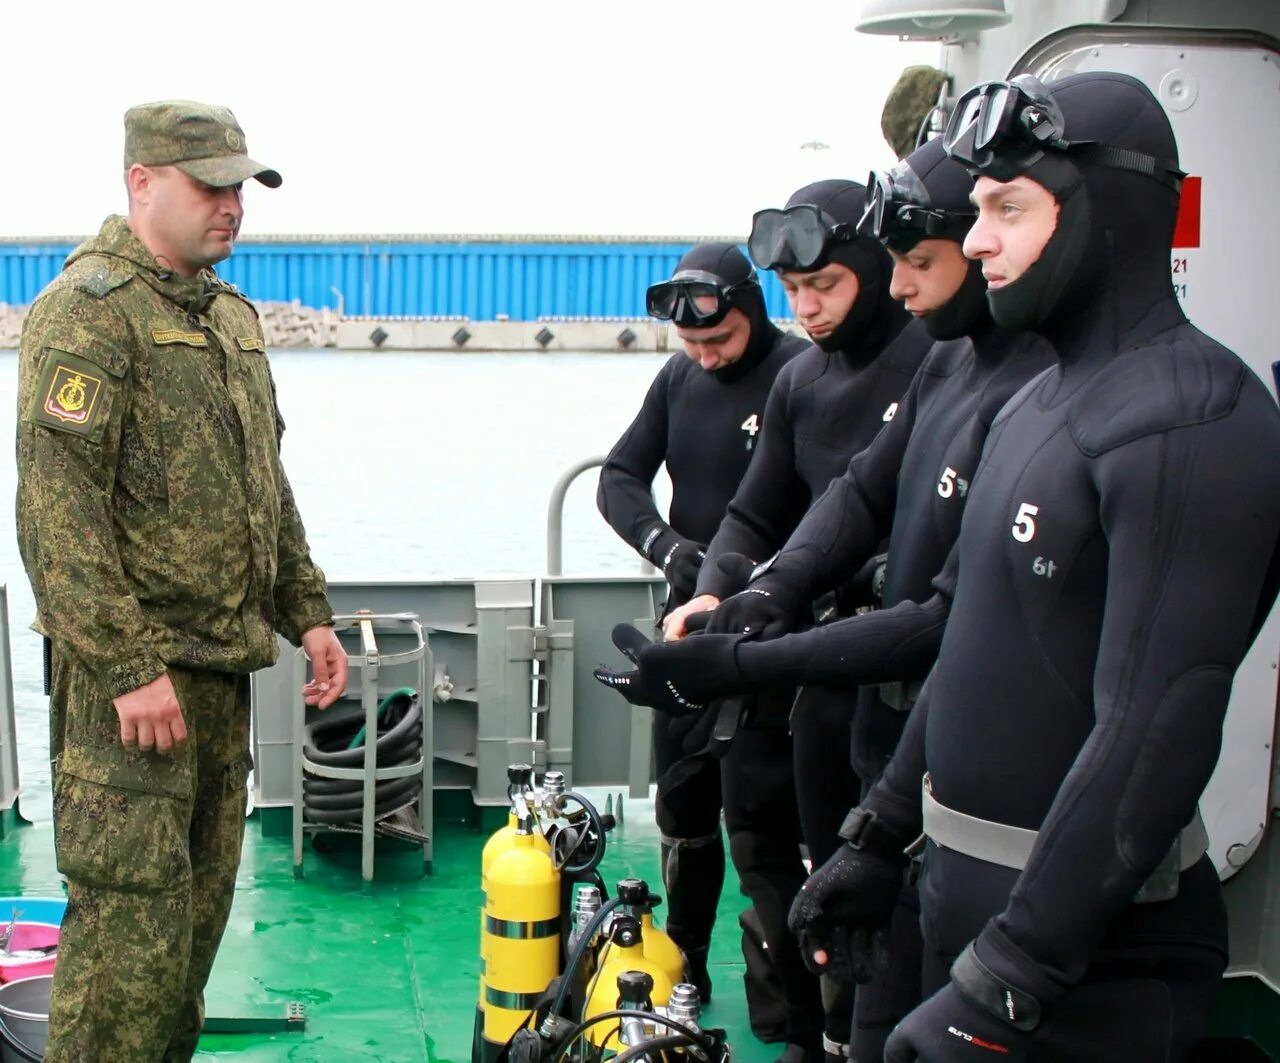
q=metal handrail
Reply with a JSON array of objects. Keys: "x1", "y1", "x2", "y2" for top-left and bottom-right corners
[
  {"x1": 546, "y1": 455, "x2": 663, "y2": 577},
  {"x1": 546, "y1": 455, "x2": 605, "y2": 576}
]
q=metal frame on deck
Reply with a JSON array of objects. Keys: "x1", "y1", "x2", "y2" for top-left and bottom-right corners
[{"x1": 292, "y1": 611, "x2": 432, "y2": 882}]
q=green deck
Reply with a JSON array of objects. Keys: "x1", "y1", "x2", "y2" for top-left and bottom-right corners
[
  {"x1": 2, "y1": 794, "x2": 1274, "y2": 1061},
  {"x1": 0, "y1": 793, "x2": 778, "y2": 1063}
]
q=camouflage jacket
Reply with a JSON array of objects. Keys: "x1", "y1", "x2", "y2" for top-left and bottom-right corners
[{"x1": 16, "y1": 215, "x2": 332, "y2": 698}]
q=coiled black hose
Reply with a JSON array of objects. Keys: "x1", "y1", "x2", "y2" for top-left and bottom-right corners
[{"x1": 301, "y1": 689, "x2": 423, "y2": 825}]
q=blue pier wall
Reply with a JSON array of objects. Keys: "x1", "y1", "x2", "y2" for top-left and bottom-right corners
[{"x1": 0, "y1": 238, "x2": 795, "y2": 321}]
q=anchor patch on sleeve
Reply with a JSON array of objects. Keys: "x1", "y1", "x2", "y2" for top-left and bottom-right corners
[{"x1": 42, "y1": 363, "x2": 104, "y2": 430}]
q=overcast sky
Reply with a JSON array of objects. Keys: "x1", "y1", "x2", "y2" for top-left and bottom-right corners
[{"x1": 6, "y1": 1, "x2": 938, "y2": 238}]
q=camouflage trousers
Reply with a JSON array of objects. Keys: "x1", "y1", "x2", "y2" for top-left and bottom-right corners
[{"x1": 46, "y1": 653, "x2": 252, "y2": 1063}]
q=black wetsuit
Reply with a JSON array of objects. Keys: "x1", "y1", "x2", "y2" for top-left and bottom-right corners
[
  {"x1": 753, "y1": 325, "x2": 1053, "y2": 782},
  {"x1": 599, "y1": 327, "x2": 804, "y2": 572},
  {"x1": 693, "y1": 317, "x2": 929, "y2": 1058},
  {"x1": 598, "y1": 305, "x2": 807, "y2": 1033},
  {"x1": 697, "y1": 179, "x2": 933, "y2": 1056},
  {"x1": 868, "y1": 325, "x2": 1280, "y2": 1058},
  {"x1": 861, "y1": 73, "x2": 1280, "y2": 1061},
  {"x1": 698, "y1": 321, "x2": 931, "y2": 865},
  {"x1": 722, "y1": 323, "x2": 1051, "y2": 1057}
]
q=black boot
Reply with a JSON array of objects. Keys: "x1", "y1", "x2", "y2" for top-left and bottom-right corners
[{"x1": 683, "y1": 945, "x2": 713, "y2": 1005}]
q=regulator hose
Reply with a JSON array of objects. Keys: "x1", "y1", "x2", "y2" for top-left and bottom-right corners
[
  {"x1": 301, "y1": 689, "x2": 423, "y2": 825},
  {"x1": 547, "y1": 895, "x2": 626, "y2": 1022},
  {"x1": 549, "y1": 791, "x2": 611, "y2": 876}
]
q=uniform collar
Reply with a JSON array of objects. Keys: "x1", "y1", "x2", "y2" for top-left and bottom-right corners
[{"x1": 67, "y1": 215, "x2": 223, "y2": 316}]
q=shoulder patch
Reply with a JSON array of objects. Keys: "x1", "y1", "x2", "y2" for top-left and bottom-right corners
[
  {"x1": 237, "y1": 336, "x2": 266, "y2": 353},
  {"x1": 69, "y1": 260, "x2": 133, "y2": 299},
  {"x1": 1069, "y1": 336, "x2": 1245, "y2": 457},
  {"x1": 28, "y1": 348, "x2": 119, "y2": 442}
]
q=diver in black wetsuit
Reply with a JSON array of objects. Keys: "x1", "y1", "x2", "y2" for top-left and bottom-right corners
[
  {"x1": 595, "y1": 139, "x2": 1054, "y2": 1058},
  {"x1": 785, "y1": 72, "x2": 1280, "y2": 1062},
  {"x1": 657, "y1": 179, "x2": 932, "y2": 1061},
  {"x1": 597, "y1": 242, "x2": 812, "y2": 1036}
]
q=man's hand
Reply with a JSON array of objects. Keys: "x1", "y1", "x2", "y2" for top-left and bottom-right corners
[
  {"x1": 301, "y1": 625, "x2": 349, "y2": 709},
  {"x1": 113, "y1": 673, "x2": 187, "y2": 754},
  {"x1": 662, "y1": 594, "x2": 720, "y2": 641}
]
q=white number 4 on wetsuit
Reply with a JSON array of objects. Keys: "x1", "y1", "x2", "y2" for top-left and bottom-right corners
[
  {"x1": 1011, "y1": 502, "x2": 1039, "y2": 543},
  {"x1": 741, "y1": 413, "x2": 760, "y2": 437}
]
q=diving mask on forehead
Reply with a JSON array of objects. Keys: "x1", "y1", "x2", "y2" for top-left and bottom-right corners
[
  {"x1": 646, "y1": 269, "x2": 758, "y2": 328},
  {"x1": 861, "y1": 164, "x2": 975, "y2": 253},
  {"x1": 944, "y1": 73, "x2": 1184, "y2": 189},
  {"x1": 748, "y1": 205, "x2": 855, "y2": 272}
]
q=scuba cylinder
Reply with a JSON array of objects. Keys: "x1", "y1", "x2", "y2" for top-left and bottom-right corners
[
  {"x1": 640, "y1": 907, "x2": 686, "y2": 990},
  {"x1": 583, "y1": 879, "x2": 677, "y2": 1049},
  {"x1": 481, "y1": 765, "x2": 547, "y2": 879},
  {"x1": 481, "y1": 812, "x2": 560, "y2": 1059},
  {"x1": 477, "y1": 765, "x2": 550, "y2": 1052}
]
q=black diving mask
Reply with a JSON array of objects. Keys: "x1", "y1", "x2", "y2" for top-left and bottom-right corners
[
  {"x1": 862, "y1": 165, "x2": 975, "y2": 253},
  {"x1": 748, "y1": 205, "x2": 855, "y2": 271},
  {"x1": 945, "y1": 73, "x2": 1183, "y2": 189},
  {"x1": 646, "y1": 269, "x2": 758, "y2": 327}
]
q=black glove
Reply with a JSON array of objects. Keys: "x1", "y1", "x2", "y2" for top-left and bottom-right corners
[
  {"x1": 885, "y1": 941, "x2": 1042, "y2": 1062},
  {"x1": 592, "y1": 624, "x2": 749, "y2": 716},
  {"x1": 706, "y1": 554, "x2": 803, "y2": 639},
  {"x1": 644, "y1": 528, "x2": 705, "y2": 603},
  {"x1": 786, "y1": 807, "x2": 908, "y2": 984},
  {"x1": 706, "y1": 551, "x2": 759, "y2": 597}
]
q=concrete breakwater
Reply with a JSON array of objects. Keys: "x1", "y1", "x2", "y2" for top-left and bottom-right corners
[
  {"x1": 1, "y1": 302, "x2": 780, "y2": 353},
  {"x1": 0, "y1": 305, "x2": 26, "y2": 349},
  {"x1": 0, "y1": 303, "x2": 683, "y2": 353},
  {"x1": 0, "y1": 301, "x2": 338, "y2": 350}
]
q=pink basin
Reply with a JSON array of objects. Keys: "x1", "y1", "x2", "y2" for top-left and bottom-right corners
[{"x1": 0, "y1": 924, "x2": 58, "y2": 983}]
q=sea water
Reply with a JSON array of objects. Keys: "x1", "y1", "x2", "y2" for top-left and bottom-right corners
[{"x1": 0, "y1": 348, "x2": 674, "y2": 818}]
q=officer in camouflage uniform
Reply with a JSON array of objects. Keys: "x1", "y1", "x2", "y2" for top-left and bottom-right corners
[{"x1": 15, "y1": 100, "x2": 348, "y2": 1061}]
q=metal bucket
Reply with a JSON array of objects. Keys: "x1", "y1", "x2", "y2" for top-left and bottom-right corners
[{"x1": 0, "y1": 975, "x2": 50, "y2": 1061}]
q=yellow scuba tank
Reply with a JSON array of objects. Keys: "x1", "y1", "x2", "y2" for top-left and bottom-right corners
[
  {"x1": 481, "y1": 816, "x2": 560, "y2": 1056},
  {"x1": 478, "y1": 766, "x2": 549, "y2": 1009},
  {"x1": 641, "y1": 909, "x2": 686, "y2": 988},
  {"x1": 584, "y1": 879, "x2": 677, "y2": 1049},
  {"x1": 481, "y1": 765, "x2": 545, "y2": 878}
]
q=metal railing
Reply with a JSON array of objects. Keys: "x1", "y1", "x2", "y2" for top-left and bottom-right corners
[{"x1": 545, "y1": 455, "x2": 657, "y2": 577}]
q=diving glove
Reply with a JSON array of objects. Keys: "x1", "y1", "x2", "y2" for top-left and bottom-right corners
[{"x1": 592, "y1": 623, "x2": 750, "y2": 716}]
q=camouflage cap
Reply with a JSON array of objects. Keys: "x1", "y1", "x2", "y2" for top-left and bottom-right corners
[
  {"x1": 124, "y1": 100, "x2": 282, "y2": 188},
  {"x1": 881, "y1": 66, "x2": 950, "y2": 160}
]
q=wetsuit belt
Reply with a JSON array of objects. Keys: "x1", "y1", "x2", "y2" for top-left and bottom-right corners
[
  {"x1": 920, "y1": 773, "x2": 1207, "y2": 889},
  {"x1": 879, "y1": 678, "x2": 924, "y2": 711},
  {"x1": 659, "y1": 831, "x2": 722, "y2": 850}
]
